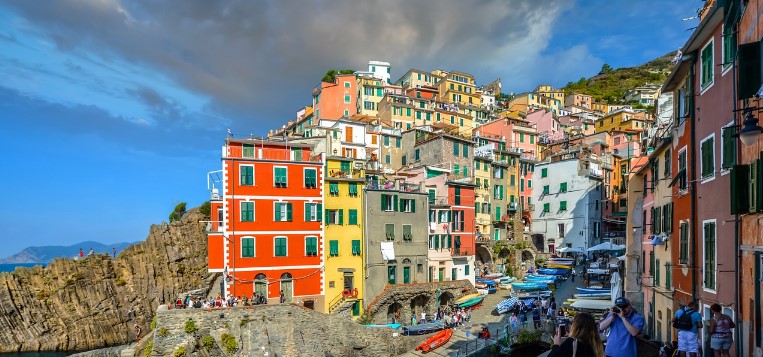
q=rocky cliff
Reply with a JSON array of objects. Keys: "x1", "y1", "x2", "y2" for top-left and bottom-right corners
[{"x1": 0, "y1": 208, "x2": 218, "y2": 353}]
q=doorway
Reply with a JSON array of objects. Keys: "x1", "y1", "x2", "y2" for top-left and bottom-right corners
[
  {"x1": 280, "y1": 272, "x2": 293, "y2": 302},
  {"x1": 343, "y1": 274, "x2": 354, "y2": 291}
]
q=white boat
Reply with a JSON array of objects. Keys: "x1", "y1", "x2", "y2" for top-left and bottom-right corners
[
  {"x1": 569, "y1": 299, "x2": 613, "y2": 311},
  {"x1": 498, "y1": 276, "x2": 516, "y2": 284},
  {"x1": 498, "y1": 283, "x2": 513, "y2": 290},
  {"x1": 585, "y1": 268, "x2": 609, "y2": 275},
  {"x1": 513, "y1": 290, "x2": 552, "y2": 299},
  {"x1": 573, "y1": 293, "x2": 612, "y2": 300}
]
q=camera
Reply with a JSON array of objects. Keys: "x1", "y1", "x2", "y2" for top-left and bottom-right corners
[{"x1": 612, "y1": 306, "x2": 621, "y2": 314}]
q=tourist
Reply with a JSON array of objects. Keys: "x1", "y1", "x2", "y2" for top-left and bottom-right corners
[
  {"x1": 411, "y1": 314, "x2": 417, "y2": 326},
  {"x1": 571, "y1": 269, "x2": 577, "y2": 282},
  {"x1": 708, "y1": 303, "x2": 734, "y2": 357},
  {"x1": 548, "y1": 312, "x2": 605, "y2": 357},
  {"x1": 420, "y1": 311, "x2": 426, "y2": 324},
  {"x1": 444, "y1": 313, "x2": 452, "y2": 327},
  {"x1": 88, "y1": 248, "x2": 94, "y2": 256},
  {"x1": 112, "y1": 247, "x2": 117, "y2": 258},
  {"x1": 242, "y1": 294, "x2": 248, "y2": 306},
  {"x1": 510, "y1": 313, "x2": 518, "y2": 333},
  {"x1": 541, "y1": 297, "x2": 548, "y2": 317},
  {"x1": 520, "y1": 308, "x2": 528, "y2": 330},
  {"x1": 550, "y1": 297, "x2": 558, "y2": 317},
  {"x1": 279, "y1": 290, "x2": 285, "y2": 303},
  {"x1": 79, "y1": 248, "x2": 84, "y2": 258},
  {"x1": 673, "y1": 300, "x2": 703, "y2": 357},
  {"x1": 598, "y1": 297, "x2": 644, "y2": 357},
  {"x1": 533, "y1": 305, "x2": 541, "y2": 329}
]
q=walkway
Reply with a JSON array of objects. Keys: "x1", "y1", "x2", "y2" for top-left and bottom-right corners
[{"x1": 403, "y1": 268, "x2": 586, "y2": 356}]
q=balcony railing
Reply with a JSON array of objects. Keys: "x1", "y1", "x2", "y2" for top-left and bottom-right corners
[{"x1": 201, "y1": 221, "x2": 223, "y2": 233}]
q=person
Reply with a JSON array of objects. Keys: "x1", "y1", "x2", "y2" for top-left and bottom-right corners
[
  {"x1": 510, "y1": 312, "x2": 518, "y2": 333},
  {"x1": 88, "y1": 248, "x2": 94, "y2": 256},
  {"x1": 411, "y1": 314, "x2": 418, "y2": 326},
  {"x1": 520, "y1": 307, "x2": 528, "y2": 329},
  {"x1": 79, "y1": 248, "x2": 84, "y2": 258},
  {"x1": 479, "y1": 327, "x2": 491, "y2": 339},
  {"x1": 708, "y1": 303, "x2": 734, "y2": 357},
  {"x1": 550, "y1": 297, "x2": 558, "y2": 318},
  {"x1": 571, "y1": 269, "x2": 577, "y2": 282},
  {"x1": 532, "y1": 304, "x2": 541, "y2": 329},
  {"x1": 548, "y1": 312, "x2": 605, "y2": 357},
  {"x1": 420, "y1": 311, "x2": 426, "y2": 324},
  {"x1": 598, "y1": 297, "x2": 644, "y2": 357},
  {"x1": 541, "y1": 297, "x2": 548, "y2": 317},
  {"x1": 112, "y1": 247, "x2": 117, "y2": 258},
  {"x1": 134, "y1": 324, "x2": 142, "y2": 342},
  {"x1": 279, "y1": 290, "x2": 285, "y2": 303},
  {"x1": 444, "y1": 313, "x2": 452, "y2": 327},
  {"x1": 673, "y1": 300, "x2": 703, "y2": 357}
]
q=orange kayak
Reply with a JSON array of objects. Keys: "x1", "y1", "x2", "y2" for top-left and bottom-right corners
[{"x1": 416, "y1": 328, "x2": 453, "y2": 353}]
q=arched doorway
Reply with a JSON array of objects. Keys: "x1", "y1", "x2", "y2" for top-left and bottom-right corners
[
  {"x1": 410, "y1": 294, "x2": 430, "y2": 317},
  {"x1": 254, "y1": 273, "x2": 268, "y2": 298},
  {"x1": 387, "y1": 302, "x2": 403, "y2": 323},
  {"x1": 280, "y1": 272, "x2": 293, "y2": 303},
  {"x1": 438, "y1": 291, "x2": 454, "y2": 307},
  {"x1": 475, "y1": 245, "x2": 493, "y2": 265},
  {"x1": 521, "y1": 249, "x2": 534, "y2": 262}
]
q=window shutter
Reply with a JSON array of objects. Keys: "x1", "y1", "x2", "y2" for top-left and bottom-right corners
[
  {"x1": 317, "y1": 204, "x2": 322, "y2": 221},
  {"x1": 393, "y1": 195, "x2": 399, "y2": 211},
  {"x1": 286, "y1": 203, "x2": 293, "y2": 222},
  {"x1": 275, "y1": 204, "x2": 282, "y2": 221},
  {"x1": 338, "y1": 209, "x2": 344, "y2": 225},
  {"x1": 751, "y1": 161, "x2": 759, "y2": 212},
  {"x1": 722, "y1": 127, "x2": 735, "y2": 168},
  {"x1": 411, "y1": 199, "x2": 416, "y2": 213},
  {"x1": 757, "y1": 153, "x2": 763, "y2": 212},
  {"x1": 730, "y1": 165, "x2": 750, "y2": 214},
  {"x1": 324, "y1": 209, "x2": 329, "y2": 224},
  {"x1": 381, "y1": 195, "x2": 387, "y2": 210},
  {"x1": 304, "y1": 203, "x2": 310, "y2": 222}
]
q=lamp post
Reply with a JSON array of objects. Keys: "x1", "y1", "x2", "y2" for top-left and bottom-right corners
[{"x1": 734, "y1": 109, "x2": 763, "y2": 146}]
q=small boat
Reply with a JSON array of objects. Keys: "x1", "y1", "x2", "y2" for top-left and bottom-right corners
[
  {"x1": 577, "y1": 287, "x2": 611, "y2": 294},
  {"x1": 484, "y1": 273, "x2": 504, "y2": 279},
  {"x1": 498, "y1": 276, "x2": 516, "y2": 284},
  {"x1": 569, "y1": 299, "x2": 613, "y2": 311},
  {"x1": 455, "y1": 293, "x2": 483, "y2": 304},
  {"x1": 546, "y1": 264, "x2": 573, "y2": 270},
  {"x1": 475, "y1": 278, "x2": 497, "y2": 286},
  {"x1": 525, "y1": 274, "x2": 559, "y2": 282},
  {"x1": 416, "y1": 328, "x2": 453, "y2": 353},
  {"x1": 585, "y1": 268, "x2": 609, "y2": 275},
  {"x1": 549, "y1": 258, "x2": 575, "y2": 263},
  {"x1": 475, "y1": 282, "x2": 488, "y2": 289},
  {"x1": 573, "y1": 293, "x2": 611, "y2": 300},
  {"x1": 458, "y1": 295, "x2": 485, "y2": 308},
  {"x1": 403, "y1": 320, "x2": 446, "y2": 335},
  {"x1": 511, "y1": 282, "x2": 550, "y2": 291},
  {"x1": 364, "y1": 323, "x2": 402, "y2": 329},
  {"x1": 536, "y1": 268, "x2": 568, "y2": 275},
  {"x1": 498, "y1": 283, "x2": 513, "y2": 290},
  {"x1": 496, "y1": 297, "x2": 519, "y2": 314},
  {"x1": 514, "y1": 290, "x2": 552, "y2": 299}
]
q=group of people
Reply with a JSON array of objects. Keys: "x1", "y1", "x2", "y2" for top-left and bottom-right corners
[
  {"x1": 409, "y1": 306, "x2": 472, "y2": 327},
  {"x1": 670, "y1": 300, "x2": 734, "y2": 357},
  {"x1": 78, "y1": 247, "x2": 118, "y2": 258},
  {"x1": 505, "y1": 296, "x2": 559, "y2": 332},
  {"x1": 174, "y1": 292, "x2": 272, "y2": 309}
]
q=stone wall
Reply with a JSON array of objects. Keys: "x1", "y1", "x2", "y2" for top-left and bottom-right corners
[
  {"x1": 0, "y1": 208, "x2": 218, "y2": 353},
  {"x1": 149, "y1": 304, "x2": 418, "y2": 357},
  {"x1": 366, "y1": 280, "x2": 475, "y2": 324}
]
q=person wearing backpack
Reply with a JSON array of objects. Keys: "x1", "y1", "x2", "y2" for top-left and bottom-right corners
[
  {"x1": 707, "y1": 303, "x2": 734, "y2": 357},
  {"x1": 672, "y1": 300, "x2": 703, "y2": 357}
]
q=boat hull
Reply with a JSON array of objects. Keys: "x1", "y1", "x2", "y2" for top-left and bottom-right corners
[
  {"x1": 455, "y1": 293, "x2": 483, "y2": 304},
  {"x1": 403, "y1": 321, "x2": 446, "y2": 336},
  {"x1": 416, "y1": 328, "x2": 453, "y2": 353}
]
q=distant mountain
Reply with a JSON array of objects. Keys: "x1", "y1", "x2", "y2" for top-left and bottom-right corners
[
  {"x1": 0, "y1": 241, "x2": 139, "y2": 264},
  {"x1": 562, "y1": 51, "x2": 678, "y2": 105}
]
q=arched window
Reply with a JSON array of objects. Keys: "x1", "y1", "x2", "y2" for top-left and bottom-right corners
[
  {"x1": 254, "y1": 274, "x2": 267, "y2": 296},
  {"x1": 280, "y1": 273, "x2": 293, "y2": 302}
]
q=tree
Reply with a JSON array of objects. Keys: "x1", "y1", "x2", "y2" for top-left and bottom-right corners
[
  {"x1": 199, "y1": 201, "x2": 211, "y2": 220},
  {"x1": 600, "y1": 63, "x2": 613, "y2": 74},
  {"x1": 321, "y1": 69, "x2": 356, "y2": 83},
  {"x1": 169, "y1": 202, "x2": 187, "y2": 223}
]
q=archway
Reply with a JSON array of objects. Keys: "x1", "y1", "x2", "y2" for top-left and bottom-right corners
[
  {"x1": 475, "y1": 245, "x2": 493, "y2": 265},
  {"x1": 438, "y1": 291, "x2": 454, "y2": 307},
  {"x1": 521, "y1": 249, "x2": 534, "y2": 262},
  {"x1": 410, "y1": 294, "x2": 430, "y2": 316},
  {"x1": 387, "y1": 302, "x2": 403, "y2": 323},
  {"x1": 254, "y1": 273, "x2": 268, "y2": 297},
  {"x1": 280, "y1": 272, "x2": 293, "y2": 303}
]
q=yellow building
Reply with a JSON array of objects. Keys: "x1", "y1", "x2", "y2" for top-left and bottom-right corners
[
  {"x1": 508, "y1": 92, "x2": 562, "y2": 114},
  {"x1": 535, "y1": 85, "x2": 565, "y2": 103},
  {"x1": 323, "y1": 156, "x2": 366, "y2": 316},
  {"x1": 436, "y1": 71, "x2": 481, "y2": 107},
  {"x1": 594, "y1": 109, "x2": 651, "y2": 136},
  {"x1": 357, "y1": 76, "x2": 387, "y2": 116},
  {"x1": 377, "y1": 93, "x2": 415, "y2": 130}
]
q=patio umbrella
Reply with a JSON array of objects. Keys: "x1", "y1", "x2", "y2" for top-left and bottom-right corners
[
  {"x1": 588, "y1": 242, "x2": 625, "y2": 252},
  {"x1": 610, "y1": 271, "x2": 623, "y2": 304}
]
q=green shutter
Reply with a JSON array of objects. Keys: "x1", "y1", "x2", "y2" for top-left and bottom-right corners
[
  {"x1": 381, "y1": 194, "x2": 387, "y2": 210},
  {"x1": 560, "y1": 182, "x2": 567, "y2": 192},
  {"x1": 286, "y1": 203, "x2": 293, "y2": 221},
  {"x1": 543, "y1": 203, "x2": 549, "y2": 213},
  {"x1": 352, "y1": 240, "x2": 361, "y2": 255},
  {"x1": 243, "y1": 144, "x2": 254, "y2": 157},
  {"x1": 411, "y1": 199, "x2": 416, "y2": 213},
  {"x1": 275, "y1": 203, "x2": 282, "y2": 221},
  {"x1": 722, "y1": 127, "x2": 736, "y2": 169},
  {"x1": 541, "y1": 168, "x2": 547, "y2": 177},
  {"x1": 324, "y1": 209, "x2": 330, "y2": 224},
  {"x1": 393, "y1": 195, "x2": 399, "y2": 211},
  {"x1": 317, "y1": 204, "x2": 322, "y2": 221},
  {"x1": 329, "y1": 240, "x2": 338, "y2": 256},
  {"x1": 304, "y1": 203, "x2": 310, "y2": 222},
  {"x1": 338, "y1": 209, "x2": 344, "y2": 225},
  {"x1": 757, "y1": 153, "x2": 763, "y2": 212},
  {"x1": 349, "y1": 209, "x2": 357, "y2": 225},
  {"x1": 730, "y1": 165, "x2": 750, "y2": 214}
]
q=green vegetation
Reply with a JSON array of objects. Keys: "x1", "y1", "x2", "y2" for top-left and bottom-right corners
[
  {"x1": 563, "y1": 52, "x2": 676, "y2": 104},
  {"x1": 169, "y1": 202, "x2": 187, "y2": 223},
  {"x1": 515, "y1": 329, "x2": 543, "y2": 345},
  {"x1": 143, "y1": 341, "x2": 153, "y2": 357},
  {"x1": 357, "y1": 309, "x2": 374, "y2": 325},
  {"x1": 150, "y1": 316, "x2": 157, "y2": 329},
  {"x1": 115, "y1": 277, "x2": 127, "y2": 286},
  {"x1": 221, "y1": 333, "x2": 238, "y2": 354},
  {"x1": 173, "y1": 346, "x2": 186, "y2": 357},
  {"x1": 535, "y1": 258, "x2": 547, "y2": 266},
  {"x1": 184, "y1": 319, "x2": 198, "y2": 334},
  {"x1": 199, "y1": 201, "x2": 211, "y2": 219},
  {"x1": 321, "y1": 69, "x2": 355, "y2": 83},
  {"x1": 158, "y1": 328, "x2": 169, "y2": 337},
  {"x1": 239, "y1": 317, "x2": 252, "y2": 327},
  {"x1": 201, "y1": 335, "x2": 215, "y2": 351}
]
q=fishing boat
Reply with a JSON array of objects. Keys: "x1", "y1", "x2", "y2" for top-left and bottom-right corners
[
  {"x1": 514, "y1": 290, "x2": 552, "y2": 298},
  {"x1": 403, "y1": 320, "x2": 446, "y2": 336},
  {"x1": 511, "y1": 282, "x2": 550, "y2": 291},
  {"x1": 457, "y1": 294, "x2": 486, "y2": 308},
  {"x1": 475, "y1": 278, "x2": 497, "y2": 286},
  {"x1": 455, "y1": 293, "x2": 483, "y2": 304},
  {"x1": 549, "y1": 258, "x2": 575, "y2": 264},
  {"x1": 484, "y1": 273, "x2": 504, "y2": 279},
  {"x1": 416, "y1": 328, "x2": 453, "y2": 353},
  {"x1": 545, "y1": 264, "x2": 573, "y2": 270},
  {"x1": 573, "y1": 293, "x2": 611, "y2": 300},
  {"x1": 364, "y1": 323, "x2": 402, "y2": 329},
  {"x1": 536, "y1": 268, "x2": 568, "y2": 275},
  {"x1": 577, "y1": 287, "x2": 611, "y2": 294},
  {"x1": 525, "y1": 274, "x2": 559, "y2": 282},
  {"x1": 495, "y1": 297, "x2": 519, "y2": 314},
  {"x1": 475, "y1": 282, "x2": 488, "y2": 289},
  {"x1": 498, "y1": 276, "x2": 516, "y2": 284},
  {"x1": 585, "y1": 268, "x2": 609, "y2": 275},
  {"x1": 569, "y1": 299, "x2": 613, "y2": 311}
]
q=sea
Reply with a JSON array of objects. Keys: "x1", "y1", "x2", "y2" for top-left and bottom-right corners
[{"x1": 0, "y1": 263, "x2": 44, "y2": 273}]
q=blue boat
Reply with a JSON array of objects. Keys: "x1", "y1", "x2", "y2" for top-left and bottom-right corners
[
  {"x1": 536, "y1": 268, "x2": 568, "y2": 275},
  {"x1": 524, "y1": 275, "x2": 557, "y2": 282},
  {"x1": 403, "y1": 320, "x2": 446, "y2": 335},
  {"x1": 475, "y1": 278, "x2": 497, "y2": 286},
  {"x1": 364, "y1": 323, "x2": 402, "y2": 329},
  {"x1": 511, "y1": 282, "x2": 550, "y2": 291}
]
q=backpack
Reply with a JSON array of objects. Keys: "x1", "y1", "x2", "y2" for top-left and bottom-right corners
[{"x1": 673, "y1": 308, "x2": 696, "y2": 330}]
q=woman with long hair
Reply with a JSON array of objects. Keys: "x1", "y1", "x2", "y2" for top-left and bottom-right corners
[{"x1": 548, "y1": 312, "x2": 605, "y2": 357}]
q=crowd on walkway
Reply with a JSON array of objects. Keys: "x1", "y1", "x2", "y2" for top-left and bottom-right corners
[{"x1": 172, "y1": 290, "x2": 289, "y2": 309}]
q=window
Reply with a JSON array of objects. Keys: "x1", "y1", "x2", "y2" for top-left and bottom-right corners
[
  {"x1": 240, "y1": 165, "x2": 254, "y2": 186},
  {"x1": 241, "y1": 201, "x2": 254, "y2": 222},
  {"x1": 463, "y1": 143, "x2": 469, "y2": 158},
  {"x1": 703, "y1": 221, "x2": 716, "y2": 289},
  {"x1": 493, "y1": 185, "x2": 504, "y2": 200},
  {"x1": 678, "y1": 149, "x2": 688, "y2": 190},
  {"x1": 340, "y1": 161, "x2": 350, "y2": 173},
  {"x1": 510, "y1": 175, "x2": 516, "y2": 185},
  {"x1": 344, "y1": 94, "x2": 351, "y2": 103},
  {"x1": 541, "y1": 168, "x2": 548, "y2": 178},
  {"x1": 428, "y1": 190, "x2": 435, "y2": 204},
  {"x1": 403, "y1": 225, "x2": 412, "y2": 240},
  {"x1": 721, "y1": 125, "x2": 736, "y2": 169},
  {"x1": 329, "y1": 183, "x2": 339, "y2": 196},
  {"x1": 305, "y1": 236, "x2": 318, "y2": 256},
  {"x1": 395, "y1": 137, "x2": 401, "y2": 148},
  {"x1": 274, "y1": 202, "x2": 293, "y2": 222},
  {"x1": 402, "y1": 155, "x2": 407, "y2": 166},
  {"x1": 385, "y1": 223, "x2": 395, "y2": 240},
  {"x1": 304, "y1": 202, "x2": 321, "y2": 222},
  {"x1": 519, "y1": 133, "x2": 525, "y2": 143},
  {"x1": 415, "y1": 149, "x2": 420, "y2": 160},
  {"x1": 274, "y1": 167, "x2": 288, "y2": 187},
  {"x1": 242, "y1": 144, "x2": 254, "y2": 158},
  {"x1": 665, "y1": 262, "x2": 672, "y2": 288},
  {"x1": 385, "y1": 155, "x2": 390, "y2": 164},
  {"x1": 558, "y1": 223, "x2": 565, "y2": 238},
  {"x1": 559, "y1": 201, "x2": 567, "y2": 211},
  {"x1": 664, "y1": 150, "x2": 671, "y2": 177},
  {"x1": 348, "y1": 183, "x2": 358, "y2": 196},
  {"x1": 241, "y1": 237, "x2": 255, "y2": 257},
  {"x1": 528, "y1": 180, "x2": 532, "y2": 188},
  {"x1": 326, "y1": 209, "x2": 343, "y2": 225},
  {"x1": 543, "y1": 203, "x2": 550, "y2": 213},
  {"x1": 381, "y1": 194, "x2": 397, "y2": 211},
  {"x1": 387, "y1": 266, "x2": 396, "y2": 284},
  {"x1": 453, "y1": 143, "x2": 459, "y2": 156},
  {"x1": 465, "y1": 264, "x2": 470, "y2": 276},
  {"x1": 384, "y1": 136, "x2": 389, "y2": 146},
  {"x1": 701, "y1": 134, "x2": 715, "y2": 179},
  {"x1": 722, "y1": 25, "x2": 735, "y2": 71},
  {"x1": 304, "y1": 168, "x2": 317, "y2": 188},
  {"x1": 274, "y1": 237, "x2": 287, "y2": 257},
  {"x1": 348, "y1": 209, "x2": 358, "y2": 225},
  {"x1": 701, "y1": 40, "x2": 714, "y2": 90},
  {"x1": 329, "y1": 240, "x2": 339, "y2": 257},
  {"x1": 560, "y1": 182, "x2": 567, "y2": 193},
  {"x1": 351, "y1": 240, "x2": 361, "y2": 256},
  {"x1": 655, "y1": 258, "x2": 661, "y2": 286},
  {"x1": 454, "y1": 187, "x2": 461, "y2": 205},
  {"x1": 679, "y1": 222, "x2": 689, "y2": 264},
  {"x1": 454, "y1": 164, "x2": 459, "y2": 173}
]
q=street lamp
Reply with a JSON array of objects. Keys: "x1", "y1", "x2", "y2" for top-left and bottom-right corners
[{"x1": 734, "y1": 109, "x2": 763, "y2": 146}]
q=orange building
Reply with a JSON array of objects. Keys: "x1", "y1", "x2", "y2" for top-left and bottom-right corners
[
  {"x1": 313, "y1": 73, "x2": 358, "y2": 120},
  {"x1": 207, "y1": 138, "x2": 325, "y2": 309}
]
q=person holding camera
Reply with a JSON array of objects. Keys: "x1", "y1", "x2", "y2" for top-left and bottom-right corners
[
  {"x1": 549, "y1": 312, "x2": 605, "y2": 357},
  {"x1": 598, "y1": 297, "x2": 644, "y2": 357},
  {"x1": 673, "y1": 300, "x2": 703, "y2": 357}
]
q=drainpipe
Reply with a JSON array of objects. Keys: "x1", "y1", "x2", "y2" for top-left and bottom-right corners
[
  {"x1": 731, "y1": 16, "x2": 741, "y2": 356},
  {"x1": 689, "y1": 56, "x2": 698, "y2": 301}
]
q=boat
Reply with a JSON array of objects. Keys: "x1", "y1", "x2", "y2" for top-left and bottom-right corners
[
  {"x1": 513, "y1": 290, "x2": 552, "y2": 299},
  {"x1": 496, "y1": 297, "x2": 519, "y2": 314},
  {"x1": 573, "y1": 293, "x2": 611, "y2": 300},
  {"x1": 511, "y1": 282, "x2": 550, "y2": 291},
  {"x1": 455, "y1": 293, "x2": 483, "y2": 304},
  {"x1": 569, "y1": 299, "x2": 613, "y2": 311},
  {"x1": 475, "y1": 278, "x2": 497, "y2": 286},
  {"x1": 498, "y1": 276, "x2": 516, "y2": 284},
  {"x1": 364, "y1": 323, "x2": 402, "y2": 329},
  {"x1": 525, "y1": 275, "x2": 559, "y2": 283},
  {"x1": 403, "y1": 320, "x2": 446, "y2": 336},
  {"x1": 545, "y1": 264, "x2": 573, "y2": 270},
  {"x1": 585, "y1": 268, "x2": 609, "y2": 275},
  {"x1": 416, "y1": 328, "x2": 453, "y2": 353},
  {"x1": 577, "y1": 287, "x2": 611, "y2": 294},
  {"x1": 484, "y1": 273, "x2": 504, "y2": 279},
  {"x1": 536, "y1": 268, "x2": 568, "y2": 275},
  {"x1": 549, "y1": 258, "x2": 575, "y2": 263},
  {"x1": 475, "y1": 282, "x2": 488, "y2": 289},
  {"x1": 457, "y1": 295, "x2": 485, "y2": 308}
]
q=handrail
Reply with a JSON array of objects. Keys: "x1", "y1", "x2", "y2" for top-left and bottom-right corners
[{"x1": 327, "y1": 291, "x2": 346, "y2": 314}]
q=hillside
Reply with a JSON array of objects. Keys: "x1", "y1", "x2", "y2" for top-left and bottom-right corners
[
  {"x1": 0, "y1": 241, "x2": 138, "y2": 264},
  {"x1": 563, "y1": 52, "x2": 677, "y2": 104}
]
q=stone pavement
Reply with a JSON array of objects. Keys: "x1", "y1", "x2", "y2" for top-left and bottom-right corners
[{"x1": 402, "y1": 267, "x2": 587, "y2": 356}]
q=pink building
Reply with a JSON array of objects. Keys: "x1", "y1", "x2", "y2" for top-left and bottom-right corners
[{"x1": 525, "y1": 108, "x2": 564, "y2": 144}]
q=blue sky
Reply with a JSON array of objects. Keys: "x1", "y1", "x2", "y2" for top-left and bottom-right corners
[{"x1": 0, "y1": 0, "x2": 699, "y2": 256}]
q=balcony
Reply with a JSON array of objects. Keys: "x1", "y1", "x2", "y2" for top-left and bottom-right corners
[
  {"x1": 523, "y1": 204, "x2": 535, "y2": 212},
  {"x1": 201, "y1": 221, "x2": 223, "y2": 233},
  {"x1": 327, "y1": 168, "x2": 364, "y2": 180},
  {"x1": 508, "y1": 202, "x2": 519, "y2": 211}
]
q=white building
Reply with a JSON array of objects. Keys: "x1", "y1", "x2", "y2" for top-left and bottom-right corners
[
  {"x1": 367, "y1": 61, "x2": 391, "y2": 84},
  {"x1": 532, "y1": 158, "x2": 603, "y2": 253}
]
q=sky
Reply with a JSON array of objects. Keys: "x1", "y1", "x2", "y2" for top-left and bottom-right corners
[{"x1": 0, "y1": 0, "x2": 701, "y2": 256}]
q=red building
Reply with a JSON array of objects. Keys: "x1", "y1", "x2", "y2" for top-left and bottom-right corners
[
  {"x1": 207, "y1": 138, "x2": 324, "y2": 307},
  {"x1": 447, "y1": 181, "x2": 476, "y2": 256}
]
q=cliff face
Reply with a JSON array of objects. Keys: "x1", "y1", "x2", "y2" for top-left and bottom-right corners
[{"x1": 0, "y1": 209, "x2": 217, "y2": 352}]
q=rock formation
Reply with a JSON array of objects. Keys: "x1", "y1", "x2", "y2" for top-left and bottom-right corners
[{"x1": 0, "y1": 208, "x2": 218, "y2": 353}]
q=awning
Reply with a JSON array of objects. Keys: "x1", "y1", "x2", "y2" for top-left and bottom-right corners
[
  {"x1": 617, "y1": 255, "x2": 627, "y2": 261},
  {"x1": 557, "y1": 246, "x2": 583, "y2": 253},
  {"x1": 381, "y1": 242, "x2": 395, "y2": 261}
]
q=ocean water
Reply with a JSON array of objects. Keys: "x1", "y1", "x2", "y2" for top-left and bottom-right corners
[{"x1": 0, "y1": 263, "x2": 44, "y2": 273}]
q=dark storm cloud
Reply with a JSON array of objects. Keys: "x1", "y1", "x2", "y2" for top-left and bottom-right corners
[{"x1": 3, "y1": 0, "x2": 593, "y2": 133}]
